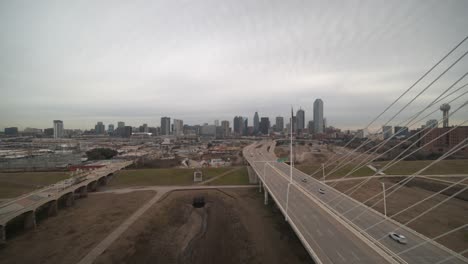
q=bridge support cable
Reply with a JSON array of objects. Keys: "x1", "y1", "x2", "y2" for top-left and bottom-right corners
[
  {"x1": 325, "y1": 91, "x2": 468, "y2": 186},
  {"x1": 324, "y1": 65, "x2": 468, "y2": 179},
  {"x1": 326, "y1": 75, "x2": 468, "y2": 183},
  {"x1": 327, "y1": 103, "x2": 468, "y2": 206},
  {"x1": 393, "y1": 224, "x2": 468, "y2": 260},
  {"x1": 328, "y1": 102, "x2": 468, "y2": 201},
  {"x1": 304, "y1": 36, "x2": 468, "y2": 179},
  {"x1": 345, "y1": 139, "x2": 468, "y2": 222},
  {"x1": 363, "y1": 175, "x2": 468, "y2": 232}
]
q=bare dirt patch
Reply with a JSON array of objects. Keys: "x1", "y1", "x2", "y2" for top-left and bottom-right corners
[
  {"x1": 95, "y1": 189, "x2": 312, "y2": 264},
  {"x1": 0, "y1": 191, "x2": 155, "y2": 264}
]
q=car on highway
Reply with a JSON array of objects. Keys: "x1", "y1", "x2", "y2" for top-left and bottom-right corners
[
  {"x1": 389, "y1": 232, "x2": 407, "y2": 244},
  {"x1": 318, "y1": 188, "x2": 325, "y2": 194}
]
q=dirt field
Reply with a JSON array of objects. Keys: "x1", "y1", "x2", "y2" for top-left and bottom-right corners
[
  {"x1": 331, "y1": 178, "x2": 468, "y2": 256},
  {"x1": 0, "y1": 171, "x2": 69, "y2": 198},
  {"x1": 0, "y1": 191, "x2": 155, "y2": 264},
  {"x1": 95, "y1": 189, "x2": 312, "y2": 264},
  {"x1": 110, "y1": 167, "x2": 247, "y2": 187}
]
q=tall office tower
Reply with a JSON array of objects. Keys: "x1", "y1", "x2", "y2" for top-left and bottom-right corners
[
  {"x1": 214, "y1": 120, "x2": 219, "y2": 126},
  {"x1": 95, "y1": 122, "x2": 105, "y2": 134},
  {"x1": 296, "y1": 108, "x2": 305, "y2": 131},
  {"x1": 53, "y1": 120, "x2": 63, "y2": 138},
  {"x1": 382, "y1": 126, "x2": 393, "y2": 139},
  {"x1": 260, "y1": 117, "x2": 270, "y2": 135},
  {"x1": 108, "y1": 124, "x2": 115, "y2": 133},
  {"x1": 142, "y1": 123, "x2": 149, "y2": 133},
  {"x1": 292, "y1": 116, "x2": 297, "y2": 133},
  {"x1": 173, "y1": 119, "x2": 184, "y2": 136},
  {"x1": 313, "y1": 99, "x2": 324, "y2": 134},
  {"x1": 276, "y1": 116, "x2": 284, "y2": 132},
  {"x1": 253, "y1": 112, "x2": 260, "y2": 134},
  {"x1": 243, "y1": 118, "x2": 249, "y2": 136},
  {"x1": 221, "y1": 120, "x2": 230, "y2": 137},
  {"x1": 233, "y1": 116, "x2": 244, "y2": 136},
  {"x1": 117, "y1": 121, "x2": 125, "y2": 128},
  {"x1": 161, "y1": 117, "x2": 171, "y2": 135}
]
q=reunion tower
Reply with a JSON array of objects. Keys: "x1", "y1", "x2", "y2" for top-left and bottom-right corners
[{"x1": 440, "y1": 103, "x2": 451, "y2": 128}]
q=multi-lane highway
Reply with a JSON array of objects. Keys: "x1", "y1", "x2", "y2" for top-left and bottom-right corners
[{"x1": 244, "y1": 141, "x2": 467, "y2": 264}]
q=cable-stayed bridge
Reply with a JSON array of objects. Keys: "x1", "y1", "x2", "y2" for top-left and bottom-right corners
[{"x1": 244, "y1": 141, "x2": 467, "y2": 264}]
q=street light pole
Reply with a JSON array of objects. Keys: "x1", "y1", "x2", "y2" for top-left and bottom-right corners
[
  {"x1": 382, "y1": 182, "x2": 387, "y2": 218},
  {"x1": 322, "y1": 163, "x2": 325, "y2": 181},
  {"x1": 286, "y1": 107, "x2": 294, "y2": 222}
]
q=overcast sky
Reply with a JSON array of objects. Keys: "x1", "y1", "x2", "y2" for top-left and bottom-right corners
[{"x1": 1, "y1": 0, "x2": 467, "y2": 131}]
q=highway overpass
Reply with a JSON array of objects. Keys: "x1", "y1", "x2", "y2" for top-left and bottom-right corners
[{"x1": 0, "y1": 160, "x2": 133, "y2": 244}]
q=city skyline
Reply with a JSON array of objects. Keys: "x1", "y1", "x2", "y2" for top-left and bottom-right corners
[{"x1": 1, "y1": 1, "x2": 467, "y2": 130}]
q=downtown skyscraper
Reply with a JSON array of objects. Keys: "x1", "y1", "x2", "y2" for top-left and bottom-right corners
[
  {"x1": 161, "y1": 117, "x2": 171, "y2": 135},
  {"x1": 296, "y1": 108, "x2": 305, "y2": 131},
  {"x1": 313, "y1": 99, "x2": 324, "y2": 134},
  {"x1": 253, "y1": 111, "x2": 259, "y2": 134}
]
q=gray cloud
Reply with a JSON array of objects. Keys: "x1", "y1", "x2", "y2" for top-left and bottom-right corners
[{"x1": 1, "y1": 0, "x2": 467, "y2": 130}]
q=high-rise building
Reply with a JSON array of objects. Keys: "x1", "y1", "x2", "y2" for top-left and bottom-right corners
[
  {"x1": 260, "y1": 117, "x2": 270, "y2": 135},
  {"x1": 200, "y1": 124, "x2": 216, "y2": 136},
  {"x1": 233, "y1": 116, "x2": 244, "y2": 136},
  {"x1": 173, "y1": 119, "x2": 184, "y2": 136},
  {"x1": 161, "y1": 117, "x2": 171, "y2": 135},
  {"x1": 4, "y1": 127, "x2": 18, "y2": 136},
  {"x1": 426, "y1": 119, "x2": 438, "y2": 129},
  {"x1": 275, "y1": 116, "x2": 284, "y2": 132},
  {"x1": 296, "y1": 108, "x2": 305, "y2": 131},
  {"x1": 313, "y1": 99, "x2": 324, "y2": 134},
  {"x1": 95, "y1": 122, "x2": 105, "y2": 134},
  {"x1": 253, "y1": 112, "x2": 260, "y2": 134},
  {"x1": 243, "y1": 118, "x2": 248, "y2": 136},
  {"x1": 394, "y1": 126, "x2": 409, "y2": 137},
  {"x1": 221, "y1": 120, "x2": 230, "y2": 137},
  {"x1": 108, "y1": 124, "x2": 115, "y2": 133},
  {"x1": 382, "y1": 126, "x2": 393, "y2": 140},
  {"x1": 117, "y1": 121, "x2": 125, "y2": 128},
  {"x1": 53, "y1": 120, "x2": 64, "y2": 138},
  {"x1": 214, "y1": 120, "x2": 219, "y2": 127},
  {"x1": 122, "y1": 126, "x2": 133, "y2": 137},
  {"x1": 292, "y1": 116, "x2": 297, "y2": 133}
]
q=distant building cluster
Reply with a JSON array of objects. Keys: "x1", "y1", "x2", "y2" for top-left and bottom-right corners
[{"x1": 2, "y1": 101, "x2": 465, "y2": 157}]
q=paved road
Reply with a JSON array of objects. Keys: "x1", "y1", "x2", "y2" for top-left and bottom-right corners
[{"x1": 244, "y1": 141, "x2": 467, "y2": 264}]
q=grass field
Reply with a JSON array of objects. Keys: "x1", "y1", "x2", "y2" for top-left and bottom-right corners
[
  {"x1": 0, "y1": 171, "x2": 70, "y2": 198},
  {"x1": 111, "y1": 167, "x2": 244, "y2": 186},
  {"x1": 296, "y1": 164, "x2": 374, "y2": 180},
  {"x1": 207, "y1": 167, "x2": 250, "y2": 185},
  {"x1": 374, "y1": 159, "x2": 468, "y2": 175}
]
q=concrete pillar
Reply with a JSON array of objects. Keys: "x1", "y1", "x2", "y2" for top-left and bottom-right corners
[
  {"x1": 23, "y1": 211, "x2": 36, "y2": 230},
  {"x1": 80, "y1": 186, "x2": 88, "y2": 198},
  {"x1": 259, "y1": 180, "x2": 263, "y2": 193},
  {"x1": 264, "y1": 189, "x2": 269, "y2": 205},
  {"x1": 0, "y1": 225, "x2": 5, "y2": 244},
  {"x1": 65, "y1": 193, "x2": 74, "y2": 207},
  {"x1": 247, "y1": 166, "x2": 259, "y2": 184},
  {"x1": 48, "y1": 200, "x2": 58, "y2": 216},
  {"x1": 88, "y1": 181, "x2": 97, "y2": 192}
]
